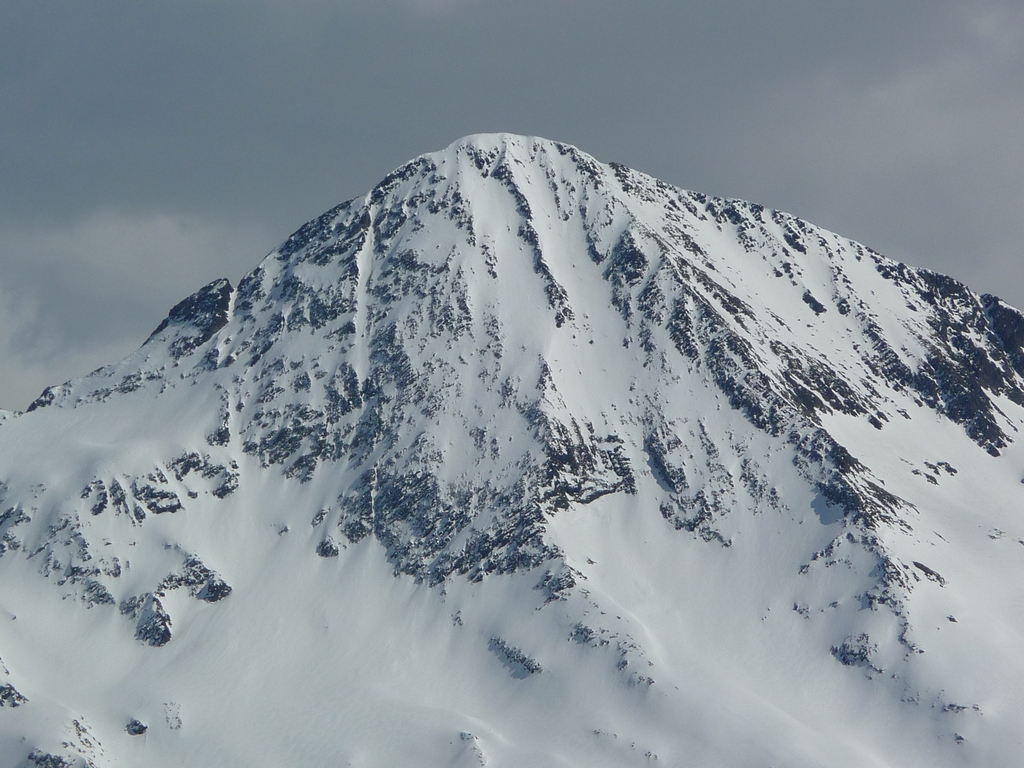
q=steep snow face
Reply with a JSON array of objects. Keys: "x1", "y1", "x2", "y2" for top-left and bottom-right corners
[{"x1": 2, "y1": 134, "x2": 1024, "y2": 767}]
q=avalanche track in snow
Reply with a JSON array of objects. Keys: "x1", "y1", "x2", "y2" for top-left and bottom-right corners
[{"x1": 2, "y1": 133, "x2": 1024, "y2": 767}]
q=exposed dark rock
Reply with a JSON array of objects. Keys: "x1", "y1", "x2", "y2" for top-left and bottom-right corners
[
  {"x1": 316, "y1": 538, "x2": 340, "y2": 558},
  {"x1": 912, "y1": 561, "x2": 947, "y2": 586},
  {"x1": 982, "y1": 293, "x2": 1024, "y2": 377},
  {"x1": 488, "y1": 637, "x2": 542, "y2": 678},
  {"x1": 25, "y1": 384, "x2": 63, "y2": 413},
  {"x1": 801, "y1": 290, "x2": 827, "y2": 315},
  {"x1": 168, "y1": 452, "x2": 238, "y2": 498},
  {"x1": 131, "y1": 480, "x2": 183, "y2": 515},
  {"x1": 0, "y1": 682, "x2": 27, "y2": 707},
  {"x1": 120, "y1": 594, "x2": 172, "y2": 647},
  {"x1": 145, "y1": 278, "x2": 233, "y2": 359},
  {"x1": 831, "y1": 633, "x2": 878, "y2": 668},
  {"x1": 160, "y1": 555, "x2": 232, "y2": 603},
  {"x1": 25, "y1": 751, "x2": 76, "y2": 768},
  {"x1": 81, "y1": 579, "x2": 115, "y2": 607}
]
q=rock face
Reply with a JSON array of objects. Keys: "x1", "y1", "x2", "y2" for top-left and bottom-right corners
[{"x1": 1, "y1": 134, "x2": 1023, "y2": 767}]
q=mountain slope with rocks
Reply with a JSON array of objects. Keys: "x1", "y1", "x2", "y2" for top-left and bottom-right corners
[{"x1": 2, "y1": 133, "x2": 1023, "y2": 767}]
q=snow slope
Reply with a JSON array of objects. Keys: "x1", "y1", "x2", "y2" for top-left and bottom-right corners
[{"x1": 2, "y1": 133, "x2": 1023, "y2": 767}]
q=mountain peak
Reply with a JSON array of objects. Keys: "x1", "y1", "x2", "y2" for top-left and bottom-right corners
[
  {"x1": 2, "y1": 137, "x2": 1024, "y2": 767},
  {"x1": 435, "y1": 131, "x2": 580, "y2": 161}
]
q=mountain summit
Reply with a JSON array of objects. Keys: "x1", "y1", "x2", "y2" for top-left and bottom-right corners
[{"x1": 2, "y1": 134, "x2": 1023, "y2": 767}]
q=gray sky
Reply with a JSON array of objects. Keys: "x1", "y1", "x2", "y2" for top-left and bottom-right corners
[{"x1": 2, "y1": 1, "x2": 1022, "y2": 410}]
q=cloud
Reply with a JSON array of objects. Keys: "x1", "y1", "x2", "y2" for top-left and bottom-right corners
[
  {"x1": 0, "y1": 293, "x2": 132, "y2": 413},
  {"x1": 761, "y1": 51, "x2": 1024, "y2": 305},
  {"x1": 394, "y1": 0, "x2": 482, "y2": 16},
  {"x1": 1, "y1": 0, "x2": 1022, "y2": 407},
  {"x1": 0, "y1": 211, "x2": 277, "y2": 410},
  {"x1": 969, "y1": 2, "x2": 1024, "y2": 56},
  {"x1": 632, "y1": 7, "x2": 1024, "y2": 310}
]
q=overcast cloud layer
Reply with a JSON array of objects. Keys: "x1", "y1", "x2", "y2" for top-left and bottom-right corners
[{"x1": 2, "y1": 1, "x2": 1022, "y2": 410}]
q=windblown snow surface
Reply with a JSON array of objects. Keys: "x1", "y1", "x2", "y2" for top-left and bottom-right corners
[{"x1": 2, "y1": 134, "x2": 1024, "y2": 767}]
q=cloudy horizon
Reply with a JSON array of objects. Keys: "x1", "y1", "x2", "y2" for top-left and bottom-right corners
[{"x1": 2, "y1": 1, "x2": 1022, "y2": 410}]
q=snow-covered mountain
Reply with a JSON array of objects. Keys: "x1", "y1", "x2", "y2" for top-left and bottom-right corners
[{"x1": 2, "y1": 133, "x2": 1024, "y2": 767}]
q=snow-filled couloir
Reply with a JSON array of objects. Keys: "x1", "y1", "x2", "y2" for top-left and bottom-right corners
[{"x1": 2, "y1": 133, "x2": 1024, "y2": 767}]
